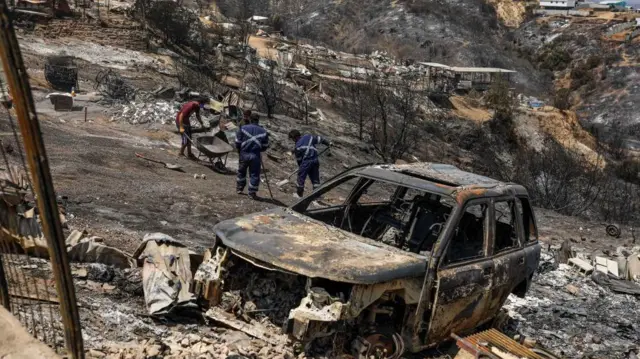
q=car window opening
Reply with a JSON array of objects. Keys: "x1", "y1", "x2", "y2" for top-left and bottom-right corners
[
  {"x1": 494, "y1": 200, "x2": 520, "y2": 253},
  {"x1": 444, "y1": 203, "x2": 488, "y2": 264},
  {"x1": 295, "y1": 175, "x2": 455, "y2": 254}
]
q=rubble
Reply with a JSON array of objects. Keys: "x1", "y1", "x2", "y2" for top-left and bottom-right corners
[
  {"x1": 111, "y1": 100, "x2": 178, "y2": 125},
  {"x1": 503, "y1": 248, "x2": 640, "y2": 359},
  {"x1": 218, "y1": 258, "x2": 307, "y2": 330},
  {"x1": 110, "y1": 96, "x2": 219, "y2": 125}
]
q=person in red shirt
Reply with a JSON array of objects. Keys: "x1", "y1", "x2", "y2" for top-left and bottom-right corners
[{"x1": 176, "y1": 97, "x2": 207, "y2": 158}]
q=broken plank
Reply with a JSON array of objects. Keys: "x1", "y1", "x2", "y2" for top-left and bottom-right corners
[
  {"x1": 205, "y1": 307, "x2": 288, "y2": 346},
  {"x1": 609, "y1": 279, "x2": 640, "y2": 296}
]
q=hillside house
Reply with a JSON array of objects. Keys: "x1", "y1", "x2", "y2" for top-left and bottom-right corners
[
  {"x1": 539, "y1": 0, "x2": 577, "y2": 9},
  {"x1": 418, "y1": 62, "x2": 516, "y2": 92}
]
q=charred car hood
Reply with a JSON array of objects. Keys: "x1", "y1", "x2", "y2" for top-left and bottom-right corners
[{"x1": 214, "y1": 207, "x2": 427, "y2": 284}]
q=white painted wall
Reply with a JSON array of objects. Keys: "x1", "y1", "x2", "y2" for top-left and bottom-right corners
[{"x1": 540, "y1": 0, "x2": 577, "y2": 8}]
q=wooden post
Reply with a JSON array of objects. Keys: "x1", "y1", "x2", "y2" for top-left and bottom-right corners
[
  {"x1": 0, "y1": 1, "x2": 84, "y2": 358},
  {"x1": 0, "y1": 255, "x2": 10, "y2": 311},
  {"x1": 84, "y1": 106, "x2": 87, "y2": 122}
]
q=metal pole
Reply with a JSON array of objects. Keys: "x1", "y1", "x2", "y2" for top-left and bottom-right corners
[
  {"x1": 0, "y1": 255, "x2": 10, "y2": 311},
  {"x1": 260, "y1": 157, "x2": 274, "y2": 200},
  {"x1": 0, "y1": 2, "x2": 84, "y2": 358}
]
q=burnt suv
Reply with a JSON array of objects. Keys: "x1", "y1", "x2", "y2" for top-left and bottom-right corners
[{"x1": 207, "y1": 163, "x2": 541, "y2": 356}]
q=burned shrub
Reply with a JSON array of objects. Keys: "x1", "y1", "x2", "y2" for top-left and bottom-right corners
[
  {"x1": 604, "y1": 52, "x2": 622, "y2": 66},
  {"x1": 44, "y1": 55, "x2": 78, "y2": 91},
  {"x1": 553, "y1": 88, "x2": 572, "y2": 111},
  {"x1": 486, "y1": 75, "x2": 514, "y2": 121},
  {"x1": 598, "y1": 179, "x2": 640, "y2": 224},
  {"x1": 174, "y1": 59, "x2": 217, "y2": 94},
  {"x1": 404, "y1": 0, "x2": 437, "y2": 15},
  {"x1": 250, "y1": 64, "x2": 284, "y2": 119},
  {"x1": 570, "y1": 62, "x2": 596, "y2": 91},
  {"x1": 585, "y1": 55, "x2": 602, "y2": 70},
  {"x1": 510, "y1": 135, "x2": 640, "y2": 225},
  {"x1": 133, "y1": 0, "x2": 200, "y2": 47},
  {"x1": 94, "y1": 70, "x2": 136, "y2": 103},
  {"x1": 367, "y1": 80, "x2": 421, "y2": 163},
  {"x1": 613, "y1": 158, "x2": 640, "y2": 186},
  {"x1": 537, "y1": 46, "x2": 572, "y2": 72},
  {"x1": 603, "y1": 120, "x2": 627, "y2": 160},
  {"x1": 336, "y1": 80, "x2": 375, "y2": 140},
  {"x1": 511, "y1": 137, "x2": 607, "y2": 217}
]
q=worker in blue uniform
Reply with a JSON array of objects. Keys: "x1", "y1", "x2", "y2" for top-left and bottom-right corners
[
  {"x1": 236, "y1": 113, "x2": 269, "y2": 199},
  {"x1": 288, "y1": 129, "x2": 331, "y2": 197}
]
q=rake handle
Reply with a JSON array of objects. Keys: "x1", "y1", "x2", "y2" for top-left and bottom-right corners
[{"x1": 135, "y1": 153, "x2": 165, "y2": 165}]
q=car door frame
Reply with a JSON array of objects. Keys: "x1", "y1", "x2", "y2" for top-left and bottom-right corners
[
  {"x1": 518, "y1": 196, "x2": 541, "y2": 292},
  {"x1": 484, "y1": 195, "x2": 527, "y2": 320},
  {"x1": 293, "y1": 174, "x2": 369, "y2": 225},
  {"x1": 423, "y1": 198, "x2": 495, "y2": 346}
]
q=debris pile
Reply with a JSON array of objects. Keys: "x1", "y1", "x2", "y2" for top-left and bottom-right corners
[
  {"x1": 85, "y1": 329, "x2": 293, "y2": 359},
  {"x1": 220, "y1": 259, "x2": 307, "y2": 330},
  {"x1": 503, "y1": 248, "x2": 640, "y2": 359},
  {"x1": 95, "y1": 69, "x2": 136, "y2": 103},
  {"x1": 111, "y1": 100, "x2": 178, "y2": 125}
]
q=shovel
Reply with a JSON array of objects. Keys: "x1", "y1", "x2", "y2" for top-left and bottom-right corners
[
  {"x1": 135, "y1": 153, "x2": 183, "y2": 171},
  {"x1": 276, "y1": 146, "x2": 331, "y2": 187}
]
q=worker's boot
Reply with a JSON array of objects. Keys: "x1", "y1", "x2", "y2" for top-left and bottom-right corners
[{"x1": 248, "y1": 193, "x2": 258, "y2": 200}]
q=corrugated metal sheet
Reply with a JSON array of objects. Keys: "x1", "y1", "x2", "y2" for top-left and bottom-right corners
[
  {"x1": 416, "y1": 62, "x2": 516, "y2": 73},
  {"x1": 463, "y1": 329, "x2": 546, "y2": 359}
]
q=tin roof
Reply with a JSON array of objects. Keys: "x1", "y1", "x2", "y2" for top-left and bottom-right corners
[{"x1": 417, "y1": 62, "x2": 517, "y2": 74}]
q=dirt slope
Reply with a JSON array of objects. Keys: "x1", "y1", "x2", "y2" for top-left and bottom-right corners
[
  {"x1": 487, "y1": 0, "x2": 528, "y2": 28},
  {"x1": 216, "y1": 0, "x2": 549, "y2": 95}
]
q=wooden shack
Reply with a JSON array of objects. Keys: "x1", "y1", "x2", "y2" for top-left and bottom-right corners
[{"x1": 418, "y1": 62, "x2": 516, "y2": 92}]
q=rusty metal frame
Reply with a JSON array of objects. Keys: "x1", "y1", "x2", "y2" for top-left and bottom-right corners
[{"x1": 0, "y1": 1, "x2": 84, "y2": 358}]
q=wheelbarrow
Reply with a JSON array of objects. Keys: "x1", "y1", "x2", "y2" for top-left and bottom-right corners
[{"x1": 189, "y1": 131, "x2": 234, "y2": 171}]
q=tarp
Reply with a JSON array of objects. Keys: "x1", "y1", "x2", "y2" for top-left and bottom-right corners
[
  {"x1": 68, "y1": 241, "x2": 134, "y2": 269},
  {"x1": 133, "y1": 233, "x2": 197, "y2": 316},
  {"x1": 208, "y1": 99, "x2": 224, "y2": 113}
]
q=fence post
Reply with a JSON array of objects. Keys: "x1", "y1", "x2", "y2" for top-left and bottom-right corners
[
  {"x1": 0, "y1": 1, "x2": 84, "y2": 358},
  {"x1": 0, "y1": 255, "x2": 10, "y2": 311}
]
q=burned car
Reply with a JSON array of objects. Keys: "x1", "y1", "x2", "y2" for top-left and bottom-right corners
[{"x1": 199, "y1": 163, "x2": 541, "y2": 357}]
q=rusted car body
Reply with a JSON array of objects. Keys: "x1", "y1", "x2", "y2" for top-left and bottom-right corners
[{"x1": 208, "y1": 163, "x2": 541, "y2": 355}]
